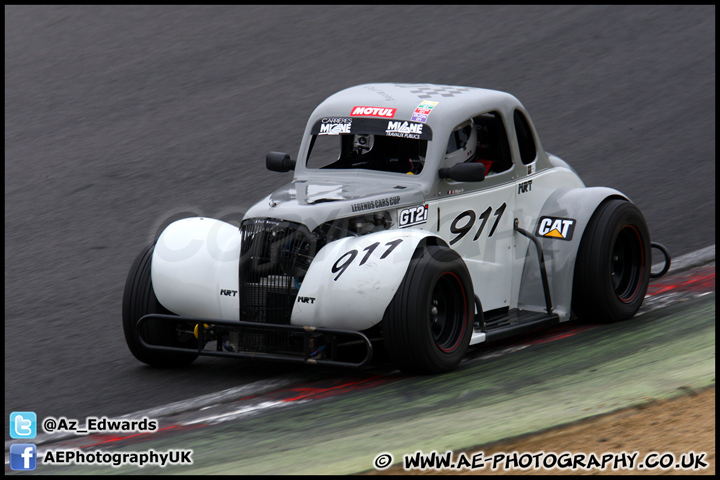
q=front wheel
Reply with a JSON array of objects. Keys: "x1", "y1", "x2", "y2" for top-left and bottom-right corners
[
  {"x1": 572, "y1": 199, "x2": 651, "y2": 322},
  {"x1": 122, "y1": 244, "x2": 198, "y2": 367},
  {"x1": 383, "y1": 243, "x2": 474, "y2": 374}
]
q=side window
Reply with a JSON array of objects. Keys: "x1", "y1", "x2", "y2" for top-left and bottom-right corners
[
  {"x1": 443, "y1": 112, "x2": 512, "y2": 175},
  {"x1": 472, "y1": 112, "x2": 513, "y2": 174},
  {"x1": 513, "y1": 110, "x2": 537, "y2": 165}
]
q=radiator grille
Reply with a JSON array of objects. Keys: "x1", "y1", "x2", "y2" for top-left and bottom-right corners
[{"x1": 239, "y1": 219, "x2": 317, "y2": 325}]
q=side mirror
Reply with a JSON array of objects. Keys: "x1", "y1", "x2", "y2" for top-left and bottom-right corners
[
  {"x1": 438, "y1": 162, "x2": 485, "y2": 182},
  {"x1": 266, "y1": 151, "x2": 296, "y2": 172}
]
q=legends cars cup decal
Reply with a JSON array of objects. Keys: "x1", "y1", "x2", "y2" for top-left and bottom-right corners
[
  {"x1": 350, "y1": 106, "x2": 397, "y2": 118},
  {"x1": 536, "y1": 216, "x2": 576, "y2": 241},
  {"x1": 351, "y1": 196, "x2": 401, "y2": 212},
  {"x1": 398, "y1": 204, "x2": 429, "y2": 228}
]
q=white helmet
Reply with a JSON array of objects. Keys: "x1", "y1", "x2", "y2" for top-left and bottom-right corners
[{"x1": 443, "y1": 120, "x2": 477, "y2": 167}]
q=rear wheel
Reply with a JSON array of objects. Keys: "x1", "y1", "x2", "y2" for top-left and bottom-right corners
[
  {"x1": 122, "y1": 244, "x2": 198, "y2": 366},
  {"x1": 572, "y1": 199, "x2": 650, "y2": 322},
  {"x1": 383, "y1": 244, "x2": 474, "y2": 374}
]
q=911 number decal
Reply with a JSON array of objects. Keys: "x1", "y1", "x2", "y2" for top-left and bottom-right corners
[
  {"x1": 449, "y1": 202, "x2": 506, "y2": 246},
  {"x1": 331, "y1": 239, "x2": 404, "y2": 281}
]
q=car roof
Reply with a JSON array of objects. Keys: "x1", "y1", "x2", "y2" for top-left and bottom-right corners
[{"x1": 308, "y1": 83, "x2": 523, "y2": 131}]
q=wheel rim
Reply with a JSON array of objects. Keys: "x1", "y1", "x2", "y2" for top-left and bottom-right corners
[
  {"x1": 610, "y1": 225, "x2": 644, "y2": 303},
  {"x1": 429, "y1": 272, "x2": 467, "y2": 352}
]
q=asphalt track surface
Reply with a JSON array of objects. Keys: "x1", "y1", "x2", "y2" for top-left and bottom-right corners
[{"x1": 4, "y1": 4, "x2": 715, "y2": 441}]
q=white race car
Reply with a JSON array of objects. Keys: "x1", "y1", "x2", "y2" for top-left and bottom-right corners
[{"x1": 122, "y1": 83, "x2": 670, "y2": 374}]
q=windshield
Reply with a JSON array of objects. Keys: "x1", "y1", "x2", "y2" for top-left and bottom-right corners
[{"x1": 306, "y1": 117, "x2": 432, "y2": 175}]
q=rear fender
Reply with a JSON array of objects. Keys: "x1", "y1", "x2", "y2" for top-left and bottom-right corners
[
  {"x1": 516, "y1": 187, "x2": 629, "y2": 320},
  {"x1": 291, "y1": 229, "x2": 443, "y2": 330}
]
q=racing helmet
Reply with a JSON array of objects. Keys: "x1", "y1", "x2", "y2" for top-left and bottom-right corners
[{"x1": 444, "y1": 120, "x2": 477, "y2": 166}]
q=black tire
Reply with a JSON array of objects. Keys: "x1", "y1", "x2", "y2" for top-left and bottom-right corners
[
  {"x1": 572, "y1": 199, "x2": 651, "y2": 323},
  {"x1": 122, "y1": 244, "x2": 198, "y2": 367},
  {"x1": 383, "y1": 243, "x2": 474, "y2": 374}
]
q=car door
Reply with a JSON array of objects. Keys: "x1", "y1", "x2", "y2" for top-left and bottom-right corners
[{"x1": 434, "y1": 111, "x2": 517, "y2": 312}]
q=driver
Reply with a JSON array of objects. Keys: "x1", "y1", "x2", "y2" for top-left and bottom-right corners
[{"x1": 444, "y1": 120, "x2": 494, "y2": 174}]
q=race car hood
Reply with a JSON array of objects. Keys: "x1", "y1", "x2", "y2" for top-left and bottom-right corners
[{"x1": 243, "y1": 177, "x2": 426, "y2": 231}]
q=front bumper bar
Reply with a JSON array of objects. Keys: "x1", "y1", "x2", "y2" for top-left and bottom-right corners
[{"x1": 137, "y1": 314, "x2": 374, "y2": 368}]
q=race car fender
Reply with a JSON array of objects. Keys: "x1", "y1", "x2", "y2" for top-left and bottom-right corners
[
  {"x1": 151, "y1": 217, "x2": 241, "y2": 321},
  {"x1": 291, "y1": 229, "x2": 442, "y2": 331},
  {"x1": 516, "y1": 186, "x2": 629, "y2": 320}
]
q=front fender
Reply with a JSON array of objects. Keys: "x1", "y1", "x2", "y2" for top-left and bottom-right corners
[
  {"x1": 291, "y1": 229, "x2": 442, "y2": 330},
  {"x1": 517, "y1": 187, "x2": 629, "y2": 320},
  {"x1": 151, "y1": 217, "x2": 241, "y2": 321}
]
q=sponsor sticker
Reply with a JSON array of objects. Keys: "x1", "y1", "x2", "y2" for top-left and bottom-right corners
[
  {"x1": 385, "y1": 120, "x2": 424, "y2": 139},
  {"x1": 535, "y1": 216, "x2": 576, "y2": 241},
  {"x1": 411, "y1": 100, "x2": 438, "y2": 123},
  {"x1": 398, "y1": 204, "x2": 429, "y2": 228},
  {"x1": 319, "y1": 117, "x2": 352, "y2": 135},
  {"x1": 319, "y1": 123, "x2": 351, "y2": 135},
  {"x1": 350, "y1": 106, "x2": 397, "y2": 118},
  {"x1": 351, "y1": 196, "x2": 401, "y2": 213}
]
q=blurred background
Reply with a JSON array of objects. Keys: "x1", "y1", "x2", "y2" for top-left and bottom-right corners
[{"x1": 5, "y1": 5, "x2": 714, "y2": 424}]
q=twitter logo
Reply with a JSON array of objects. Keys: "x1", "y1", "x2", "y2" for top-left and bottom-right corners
[{"x1": 10, "y1": 412, "x2": 37, "y2": 439}]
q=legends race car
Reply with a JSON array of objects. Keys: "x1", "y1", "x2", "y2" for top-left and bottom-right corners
[{"x1": 122, "y1": 83, "x2": 671, "y2": 374}]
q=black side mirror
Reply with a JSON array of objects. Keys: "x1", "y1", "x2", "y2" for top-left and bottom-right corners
[
  {"x1": 438, "y1": 162, "x2": 485, "y2": 182},
  {"x1": 266, "y1": 151, "x2": 296, "y2": 172}
]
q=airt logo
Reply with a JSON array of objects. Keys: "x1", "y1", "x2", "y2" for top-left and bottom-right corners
[{"x1": 536, "y1": 216, "x2": 576, "y2": 241}]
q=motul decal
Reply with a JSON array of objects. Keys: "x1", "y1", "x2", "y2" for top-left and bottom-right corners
[
  {"x1": 536, "y1": 216, "x2": 576, "y2": 241},
  {"x1": 350, "y1": 106, "x2": 397, "y2": 118}
]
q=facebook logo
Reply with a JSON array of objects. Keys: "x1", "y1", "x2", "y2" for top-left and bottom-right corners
[
  {"x1": 10, "y1": 444, "x2": 37, "y2": 470},
  {"x1": 10, "y1": 411, "x2": 37, "y2": 439}
]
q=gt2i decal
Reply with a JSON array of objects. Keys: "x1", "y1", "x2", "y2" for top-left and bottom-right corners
[
  {"x1": 331, "y1": 239, "x2": 404, "y2": 281},
  {"x1": 449, "y1": 203, "x2": 507, "y2": 246},
  {"x1": 398, "y1": 204, "x2": 428, "y2": 228},
  {"x1": 536, "y1": 216, "x2": 576, "y2": 241}
]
